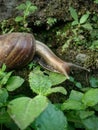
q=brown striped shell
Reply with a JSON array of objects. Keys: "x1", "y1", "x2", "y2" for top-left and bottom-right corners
[{"x1": 0, "y1": 33, "x2": 36, "y2": 69}]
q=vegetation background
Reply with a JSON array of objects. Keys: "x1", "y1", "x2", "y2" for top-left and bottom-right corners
[{"x1": 0, "y1": 0, "x2": 98, "y2": 130}]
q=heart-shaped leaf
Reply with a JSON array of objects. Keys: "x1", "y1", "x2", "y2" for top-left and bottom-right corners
[{"x1": 8, "y1": 95, "x2": 48, "y2": 130}]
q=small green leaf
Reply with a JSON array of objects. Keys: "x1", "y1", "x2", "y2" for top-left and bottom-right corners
[
  {"x1": 0, "y1": 88, "x2": 8, "y2": 107},
  {"x1": 80, "y1": 13, "x2": 89, "y2": 24},
  {"x1": 82, "y1": 116, "x2": 98, "y2": 130},
  {"x1": 75, "y1": 82, "x2": 82, "y2": 88},
  {"x1": 69, "y1": 76, "x2": 74, "y2": 82},
  {"x1": 89, "y1": 77, "x2": 98, "y2": 88},
  {"x1": 48, "y1": 72, "x2": 67, "y2": 86},
  {"x1": 24, "y1": 10, "x2": 30, "y2": 16},
  {"x1": 6, "y1": 76, "x2": 24, "y2": 91},
  {"x1": 82, "y1": 23, "x2": 93, "y2": 30},
  {"x1": 46, "y1": 86, "x2": 67, "y2": 96},
  {"x1": 47, "y1": 17, "x2": 57, "y2": 26},
  {"x1": 79, "y1": 110, "x2": 94, "y2": 119},
  {"x1": 89, "y1": 40, "x2": 98, "y2": 49},
  {"x1": 82, "y1": 88, "x2": 98, "y2": 107},
  {"x1": 29, "y1": 6, "x2": 37, "y2": 12},
  {"x1": 34, "y1": 103, "x2": 67, "y2": 130},
  {"x1": 0, "y1": 111, "x2": 11, "y2": 124},
  {"x1": 1, "y1": 64, "x2": 6, "y2": 72},
  {"x1": 69, "y1": 7, "x2": 78, "y2": 21},
  {"x1": 8, "y1": 95, "x2": 48, "y2": 130},
  {"x1": 26, "y1": 1, "x2": 32, "y2": 6},
  {"x1": 0, "y1": 72, "x2": 12, "y2": 86},
  {"x1": 15, "y1": 16, "x2": 23, "y2": 22},
  {"x1": 69, "y1": 90, "x2": 83, "y2": 101},
  {"x1": 72, "y1": 20, "x2": 79, "y2": 26},
  {"x1": 16, "y1": 4, "x2": 26, "y2": 10},
  {"x1": 62, "y1": 100, "x2": 85, "y2": 110},
  {"x1": 62, "y1": 90, "x2": 85, "y2": 110}
]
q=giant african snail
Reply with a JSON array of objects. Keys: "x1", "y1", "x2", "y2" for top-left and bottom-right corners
[{"x1": 0, "y1": 32, "x2": 89, "y2": 79}]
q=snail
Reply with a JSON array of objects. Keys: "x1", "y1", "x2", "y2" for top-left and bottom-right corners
[{"x1": 0, "y1": 32, "x2": 89, "y2": 79}]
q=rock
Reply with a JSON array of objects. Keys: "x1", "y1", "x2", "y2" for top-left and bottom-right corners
[{"x1": 76, "y1": 53, "x2": 89, "y2": 64}]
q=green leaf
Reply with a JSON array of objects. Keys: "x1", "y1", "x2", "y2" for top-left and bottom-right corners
[
  {"x1": 15, "y1": 16, "x2": 23, "y2": 22},
  {"x1": 69, "y1": 90, "x2": 83, "y2": 101},
  {"x1": 29, "y1": 6, "x2": 37, "y2": 13},
  {"x1": 34, "y1": 103, "x2": 67, "y2": 130},
  {"x1": 62, "y1": 90, "x2": 85, "y2": 110},
  {"x1": 89, "y1": 77, "x2": 98, "y2": 88},
  {"x1": 0, "y1": 110, "x2": 11, "y2": 124},
  {"x1": 80, "y1": 13, "x2": 89, "y2": 24},
  {"x1": 69, "y1": 7, "x2": 78, "y2": 21},
  {"x1": 79, "y1": 110, "x2": 94, "y2": 119},
  {"x1": 48, "y1": 72, "x2": 67, "y2": 86},
  {"x1": 29, "y1": 71, "x2": 52, "y2": 95},
  {"x1": 75, "y1": 82, "x2": 82, "y2": 88},
  {"x1": 82, "y1": 23, "x2": 93, "y2": 30},
  {"x1": 62, "y1": 100, "x2": 85, "y2": 110},
  {"x1": 29, "y1": 67, "x2": 67, "y2": 96},
  {"x1": 1, "y1": 64, "x2": 6, "y2": 72},
  {"x1": 93, "y1": 104, "x2": 98, "y2": 111},
  {"x1": 82, "y1": 88, "x2": 98, "y2": 107},
  {"x1": 72, "y1": 20, "x2": 79, "y2": 26},
  {"x1": 0, "y1": 71, "x2": 12, "y2": 86},
  {"x1": 46, "y1": 86, "x2": 67, "y2": 96},
  {"x1": 0, "y1": 88, "x2": 8, "y2": 107},
  {"x1": 8, "y1": 95, "x2": 48, "y2": 130},
  {"x1": 6, "y1": 76, "x2": 24, "y2": 91},
  {"x1": 16, "y1": 4, "x2": 26, "y2": 10},
  {"x1": 47, "y1": 17, "x2": 57, "y2": 26},
  {"x1": 26, "y1": 1, "x2": 32, "y2": 7},
  {"x1": 89, "y1": 40, "x2": 98, "y2": 49},
  {"x1": 82, "y1": 116, "x2": 98, "y2": 130},
  {"x1": 24, "y1": 10, "x2": 30, "y2": 16}
]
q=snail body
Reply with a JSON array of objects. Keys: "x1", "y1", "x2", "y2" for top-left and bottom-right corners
[{"x1": 0, "y1": 32, "x2": 89, "y2": 79}]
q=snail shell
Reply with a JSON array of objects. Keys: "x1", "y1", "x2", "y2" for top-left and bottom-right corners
[{"x1": 0, "y1": 33, "x2": 36, "y2": 69}]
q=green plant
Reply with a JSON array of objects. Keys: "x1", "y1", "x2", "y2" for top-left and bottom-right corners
[
  {"x1": 46, "y1": 17, "x2": 57, "y2": 29},
  {"x1": 0, "y1": 64, "x2": 24, "y2": 129},
  {"x1": 7, "y1": 67, "x2": 67, "y2": 130},
  {"x1": 61, "y1": 89, "x2": 98, "y2": 130},
  {"x1": 94, "y1": 0, "x2": 98, "y2": 3},
  {"x1": 0, "y1": 64, "x2": 98, "y2": 130},
  {"x1": 58, "y1": 7, "x2": 94, "y2": 51},
  {"x1": 15, "y1": 0, "x2": 37, "y2": 31},
  {"x1": 0, "y1": 1, "x2": 98, "y2": 130},
  {"x1": 0, "y1": 20, "x2": 14, "y2": 34},
  {"x1": 69, "y1": 7, "x2": 92, "y2": 30},
  {"x1": 0, "y1": 64, "x2": 24, "y2": 89},
  {"x1": 89, "y1": 76, "x2": 98, "y2": 87},
  {"x1": 69, "y1": 7, "x2": 93, "y2": 46}
]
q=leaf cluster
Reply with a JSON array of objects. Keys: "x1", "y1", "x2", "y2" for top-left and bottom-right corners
[{"x1": 0, "y1": 64, "x2": 98, "y2": 130}]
